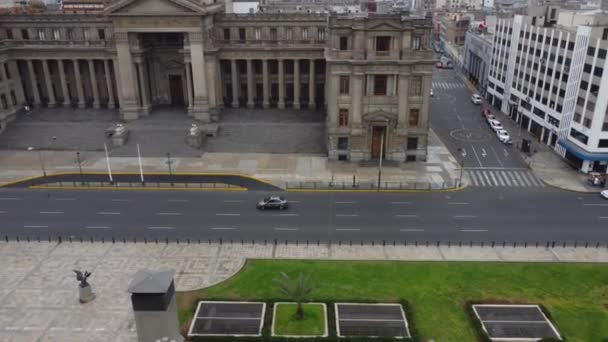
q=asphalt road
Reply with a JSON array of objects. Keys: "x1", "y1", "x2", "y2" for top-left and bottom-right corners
[
  {"x1": 1, "y1": 188, "x2": 607, "y2": 243},
  {"x1": 430, "y1": 68, "x2": 525, "y2": 170}
]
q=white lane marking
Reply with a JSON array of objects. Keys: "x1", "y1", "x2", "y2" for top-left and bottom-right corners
[
  {"x1": 468, "y1": 171, "x2": 479, "y2": 186},
  {"x1": 39, "y1": 211, "x2": 63, "y2": 214},
  {"x1": 490, "y1": 146, "x2": 504, "y2": 168},
  {"x1": 335, "y1": 214, "x2": 359, "y2": 217},
  {"x1": 147, "y1": 226, "x2": 175, "y2": 230},
  {"x1": 111, "y1": 199, "x2": 131, "y2": 202},
  {"x1": 211, "y1": 227, "x2": 236, "y2": 230},
  {"x1": 86, "y1": 226, "x2": 110, "y2": 229},
  {"x1": 599, "y1": 217, "x2": 608, "y2": 219},
  {"x1": 0, "y1": 197, "x2": 21, "y2": 200},
  {"x1": 272, "y1": 214, "x2": 299, "y2": 217},
  {"x1": 96, "y1": 211, "x2": 120, "y2": 215},
  {"x1": 216, "y1": 213, "x2": 241, "y2": 216},
  {"x1": 448, "y1": 202, "x2": 469, "y2": 205},
  {"x1": 156, "y1": 212, "x2": 182, "y2": 216},
  {"x1": 335, "y1": 201, "x2": 356, "y2": 204},
  {"x1": 24, "y1": 225, "x2": 48, "y2": 228},
  {"x1": 460, "y1": 229, "x2": 488, "y2": 232},
  {"x1": 336, "y1": 228, "x2": 360, "y2": 231},
  {"x1": 54, "y1": 198, "x2": 76, "y2": 201},
  {"x1": 454, "y1": 215, "x2": 478, "y2": 218},
  {"x1": 390, "y1": 201, "x2": 412, "y2": 204},
  {"x1": 395, "y1": 214, "x2": 418, "y2": 218},
  {"x1": 400, "y1": 229, "x2": 425, "y2": 232},
  {"x1": 0, "y1": 211, "x2": 5, "y2": 214},
  {"x1": 583, "y1": 203, "x2": 608, "y2": 207},
  {"x1": 471, "y1": 146, "x2": 483, "y2": 167},
  {"x1": 168, "y1": 199, "x2": 189, "y2": 202},
  {"x1": 475, "y1": 171, "x2": 486, "y2": 186},
  {"x1": 481, "y1": 148, "x2": 487, "y2": 158},
  {"x1": 274, "y1": 227, "x2": 299, "y2": 231},
  {"x1": 223, "y1": 200, "x2": 243, "y2": 203}
]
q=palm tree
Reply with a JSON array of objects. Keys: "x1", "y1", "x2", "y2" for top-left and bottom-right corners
[{"x1": 274, "y1": 272, "x2": 313, "y2": 320}]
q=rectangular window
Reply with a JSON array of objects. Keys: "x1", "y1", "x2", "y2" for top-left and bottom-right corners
[
  {"x1": 223, "y1": 28, "x2": 230, "y2": 40},
  {"x1": 599, "y1": 49, "x2": 607, "y2": 59},
  {"x1": 38, "y1": 29, "x2": 45, "y2": 40},
  {"x1": 285, "y1": 28, "x2": 292, "y2": 41},
  {"x1": 98, "y1": 29, "x2": 105, "y2": 40},
  {"x1": 587, "y1": 46, "x2": 596, "y2": 56},
  {"x1": 337, "y1": 137, "x2": 349, "y2": 150},
  {"x1": 52, "y1": 29, "x2": 60, "y2": 40},
  {"x1": 376, "y1": 36, "x2": 391, "y2": 53},
  {"x1": 373, "y1": 75, "x2": 388, "y2": 95},
  {"x1": 84, "y1": 30, "x2": 91, "y2": 41},
  {"x1": 66, "y1": 28, "x2": 73, "y2": 41},
  {"x1": 594, "y1": 67, "x2": 603, "y2": 77},
  {"x1": 254, "y1": 28, "x2": 261, "y2": 40},
  {"x1": 301, "y1": 28, "x2": 308, "y2": 40},
  {"x1": 584, "y1": 64, "x2": 592, "y2": 73},
  {"x1": 270, "y1": 28, "x2": 277, "y2": 41},
  {"x1": 339, "y1": 36, "x2": 348, "y2": 50},
  {"x1": 21, "y1": 29, "x2": 29, "y2": 40},
  {"x1": 339, "y1": 76, "x2": 349, "y2": 95},
  {"x1": 410, "y1": 77, "x2": 422, "y2": 96},
  {"x1": 317, "y1": 28, "x2": 325, "y2": 41},
  {"x1": 339, "y1": 109, "x2": 349, "y2": 127},
  {"x1": 409, "y1": 109, "x2": 420, "y2": 127},
  {"x1": 407, "y1": 137, "x2": 418, "y2": 150},
  {"x1": 4, "y1": 63, "x2": 10, "y2": 79},
  {"x1": 599, "y1": 139, "x2": 608, "y2": 148},
  {"x1": 6, "y1": 29, "x2": 12, "y2": 40},
  {"x1": 411, "y1": 36, "x2": 420, "y2": 50},
  {"x1": 238, "y1": 28, "x2": 246, "y2": 42}
]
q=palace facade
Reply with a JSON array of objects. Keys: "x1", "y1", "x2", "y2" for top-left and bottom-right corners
[{"x1": 0, "y1": 0, "x2": 435, "y2": 161}]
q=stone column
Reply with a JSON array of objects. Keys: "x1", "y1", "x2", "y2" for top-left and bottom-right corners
[
  {"x1": 73, "y1": 59, "x2": 85, "y2": 108},
  {"x1": 88, "y1": 60, "x2": 100, "y2": 109},
  {"x1": 351, "y1": 72, "x2": 364, "y2": 127},
  {"x1": 262, "y1": 59, "x2": 269, "y2": 108},
  {"x1": 26, "y1": 60, "x2": 41, "y2": 105},
  {"x1": 397, "y1": 74, "x2": 409, "y2": 127},
  {"x1": 42, "y1": 60, "x2": 56, "y2": 108},
  {"x1": 114, "y1": 32, "x2": 139, "y2": 120},
  {"x1": 7, "y1": 61, "x2": 25, "y2": 105},
  {"x1": 189, "y1": 32, "x2": 210, "y2": 122},
  {"x1": 186, "y1": 62, "x2": 194, "y2": 111},
  {"x1": 230, "y1": 59, "x2": 239, "y2": 108},
  {"x1": 136, "y1": 60, "x2": 150, "y2": 114},
  {"x1": 293, "y1": 59, "x2": 300, "y2": 109},
  {"x1": 419, "y1": 75, "x2": 431, "y2": 129},
  {"x1": 57, "y1": 59, "x2": 70, "y2": 107},
  {"x1": 246, "y1": 59, "x2": 254, "y2": 108},
  {"x1": 328, "y1": 74, "x2": 339, "y2": 125},
  {"x1": 308, "y1": 59, "x2": 315, "y2": 109},
  {"x1": 103, "y1": 59, "x2": 115, "y2": 108},
  {"x1": 278, "y1": 59, "x2": 285, "y2": 109}
]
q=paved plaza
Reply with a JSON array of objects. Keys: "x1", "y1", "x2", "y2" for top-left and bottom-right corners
[{"x1": 0, "y1": 240, "x2": 606, "y2": 341}]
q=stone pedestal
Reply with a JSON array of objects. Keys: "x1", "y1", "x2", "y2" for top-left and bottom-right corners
[
  {"x1": 186, "y1": 125, "x2": 203, "y2": 149},
  {"x1": 110, "y1": 124, "x2": 130, "y2": 147},
  {"x1": 78, "y1": 285, "x2": 95, "y2": 303}
]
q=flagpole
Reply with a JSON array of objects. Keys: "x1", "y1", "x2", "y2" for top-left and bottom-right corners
[
  {"x1": 137, "y1": 143, "x2": 145, "y2": 185},
  {"x1": 104, "y1": 143, "x2": 113, "y2": 184}
]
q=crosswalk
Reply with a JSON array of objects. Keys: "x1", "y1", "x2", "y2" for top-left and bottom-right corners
[
  {"x1": 466, "y1": 169, "x2": 545, "y2": 187},
  {"x1": 432, "y1": 82, "x2": 467, "y2": 90}
]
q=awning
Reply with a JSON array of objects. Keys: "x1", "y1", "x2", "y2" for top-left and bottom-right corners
[{"x1": 558, "y1": 139, "x2": 608, "y2": 161}]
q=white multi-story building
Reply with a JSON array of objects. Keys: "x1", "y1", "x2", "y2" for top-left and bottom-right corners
[{"x1": 487, "y1": 7, "x2": 608, "y2": 174}]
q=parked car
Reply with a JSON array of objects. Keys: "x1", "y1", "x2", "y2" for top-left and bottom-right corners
[
  {"x1": 496, "y1": 129, "x2": 512, "y2": 144},
  {"x1": 430, "y1": 88, "x2": 434, "y2": 97},
  {"x1": 481, "y1": 108, "x2": 492, "y2": 118},
  {"x1": 471, "y1": 94, "x2": 482, "y2": 104},
  {"x1": 601, "y1": 190, "x2": 608, "y2": 199},
  {"x1": 488, "y1": 119, "x2": 504, "y2": 132},
  {"x1": 256, "y1": 196, "x2": 289, "y2": 210}
]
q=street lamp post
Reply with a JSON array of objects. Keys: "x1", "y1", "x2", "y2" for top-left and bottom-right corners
[
  {"x1": 457, "y1": 147, "x2": 465, "y2": 187},
  {"x1": 166, "y1": 152, "x2": 174, "y2": 186},
  {"x1": 76, "y1": 151, "x2": 84, "y2": 185},
  {"x1": 377, "y1": 133, "x2": 384, "y2": 190}
]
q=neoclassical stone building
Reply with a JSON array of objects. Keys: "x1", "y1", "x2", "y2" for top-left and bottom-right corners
[{"x1": 0, "y1": 0, "x2": 434, "y2": 161}]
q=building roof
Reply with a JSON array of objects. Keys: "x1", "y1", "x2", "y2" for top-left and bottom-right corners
[{"x1": 127, "y1": 269, "x2": 175, "y2": 294}]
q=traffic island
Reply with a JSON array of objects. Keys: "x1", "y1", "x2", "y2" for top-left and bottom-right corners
[{"x1": 271, "y1": 302, "x2": 328, "y2": 338}]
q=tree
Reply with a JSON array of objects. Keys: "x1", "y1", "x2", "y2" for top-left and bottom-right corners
[{"x1": 274, "y1": 272, "x2": 313, "y2": 320}]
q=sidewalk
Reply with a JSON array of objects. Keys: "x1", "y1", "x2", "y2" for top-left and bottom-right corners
[
  {"x1": 458, "y1": 71, "x2": 601, "y2": 193},
  {"x1": 0, "y1": 240, "x2": 606, "y2": 341},
  {"x1": 0, "y1": 129, "x2": 462, "y2": 189}
]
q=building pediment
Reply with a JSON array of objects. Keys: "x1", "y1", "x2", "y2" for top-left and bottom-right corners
[
  {"x1": 105, "y1": 0, "x2": 206, "y2": 15},
  {"x1": 367, "y1": 22, "x2": 402, "y2": 31},
  {"x1": 362, "y1": 110, "x2": 397, "y2": 123}
]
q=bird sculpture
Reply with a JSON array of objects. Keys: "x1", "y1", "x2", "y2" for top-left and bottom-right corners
[{"x1": 73, "y1": 269, "x2": 92, "y2": 288}]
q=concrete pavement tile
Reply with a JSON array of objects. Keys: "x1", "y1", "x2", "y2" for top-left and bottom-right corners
[
  {"x1": 114, "y1": 330, "x2": 138, "y2": 342},
  {"x1": 50, "y1": 242, "x2": 112, "y2": 256},
  {"x1": 162, "y1": 243, "x2": 219, "y2": 257},
  {"x1": 0, "y1": 271, "x2": 29, "y2": 289},
  {"x1": 39, "y1": 330, "x2": 121, "y2": 342},
  {"x1": 105, "y1": 243, "x2": 167, "y2": 257},
  {"x1": 496, "y1": 247, "x2": 556, "y2": 261},
  {"x1": 439, "y1": 246, "x2": 501, "y2": 261},
  {"x1": 274, "y1": 244, "x2": 329, "y2": 259},
  {"x1": 331, "y1": 246, "x2": 386, "y2": 260},
  {"x1": 175, "y1": 273, "x2": 210, "y2": 291},
  {"x1": 8, "y1": 308, "x2": 55, "y2": 332},
  {"x1": 552, "y1": 247, "x2": 608, "y2": 262},
  {"x1": 0, "y1": 241, "x2": 58, "y2": 255},
  {"x1": 1, "y1": 289, "x2": 76, "y2": 309},
  {"x1": 2, "y1": 255, "x2": 40, "y2": 271},
  {"x1": 180, "y1": 257, "x2": 213, "y2": 273},
  {"x1": 218, "y1": 244, "x2": 273, "y2": 258},
  {"x1": 384, "y1": 246, "x2": 444, "y2": 260},
  {"x1": 0, "y1": 331, "x2": 43, "y2": 342}
]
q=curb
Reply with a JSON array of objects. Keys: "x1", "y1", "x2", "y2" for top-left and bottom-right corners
[
  {"x1": 286, "y1": 184, "x2": 468, "y2": 193},
  {"x1": 28, "y1": 185, "x2": 247, "y2": 192}
]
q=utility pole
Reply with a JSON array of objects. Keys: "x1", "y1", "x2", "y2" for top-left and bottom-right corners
[
  {"x1": 377, "y1": 132, "x2": 384, "y2": 190},
  {"x1": 166, "y1": 152, "x2": 174, "y2": 186},
  {"x1": 137, "y1": 143, "x2": 145, "y2": 185}
]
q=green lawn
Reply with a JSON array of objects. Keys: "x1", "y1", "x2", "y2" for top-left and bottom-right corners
[
  {"x1": 178, "y1": 260, "x2": 608, "y2": 341},
  {"x1": 273, "y1": 303, "x2": 326, "y2": 336}
]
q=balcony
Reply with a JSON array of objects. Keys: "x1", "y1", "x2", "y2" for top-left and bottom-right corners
[
  {"x1": 1, "y1": 39, "x2": 110, "y2": 49},
  {"x1": 216, "y1": 38, "x2": 326, "y2": 49}
]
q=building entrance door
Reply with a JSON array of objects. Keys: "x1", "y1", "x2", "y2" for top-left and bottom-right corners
[
  {"x1": 371, "y1": 126, "x2": 386, "y2": 159},
  {"x1": 169, "y1": 75, "x2": 184, "y2": 106}
]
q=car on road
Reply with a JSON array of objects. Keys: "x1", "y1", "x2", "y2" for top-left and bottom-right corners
[
  {"x1": 496, "y1": 129, "x2": 512, "y2": 144},
  {"x1": 601, "y1": 190, "x2": 608, "y2": 199},
  {"x1": 430, "y1": 88, "x2": 434, "y2": 97},
  {"x1": 471, "y1": 94, "x2": 482, "y2": 104},
  {"x1": 257, "y1": 196, "x2": 288, "y2": 210},
  {"x1": 488, "y1": 119, "x2": 504, "y2": 132}
]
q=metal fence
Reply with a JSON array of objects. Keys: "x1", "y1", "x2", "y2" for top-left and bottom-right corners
[
  {"x1": 285, "y1": 180, "x2": 461, "y2": 190},
  {"x1": 2, "y1": 235, "x2": 607, "y2": 250},
  {"x1": 33, "y1": 180, "x2": 243, "y2": 189}
]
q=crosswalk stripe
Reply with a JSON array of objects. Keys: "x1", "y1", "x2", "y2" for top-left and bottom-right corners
[
  {"x1": 472, "y1": 171, "x2": 481, "y2": 186},
  {"x1": 523, "y1": 172, "x2": 538, "y2": 186},
  {"x1": 482, "y1": 171, "x2": 492, "y2": 186},
  {"x1": 500, "y1": 171, "x2": 511, "y2": 186},
  {"x1": 518, "y1": 171, "x2": 532, "y2": 186},
  {"x1": 476, "y1": 171, "x2": 486, "y2": 186},
  {"x1": 495, "y1": 172, "x2": 506, "y2": 186},
  {"x1": 488, "y1": 172, "x2": 499, "y2": 186},
  {"x1": 465, "y1": 170, "x2": 545, "y2": 188},
  {"x1": 506, "y1": 171, "x2": 520, "y2": 186}
]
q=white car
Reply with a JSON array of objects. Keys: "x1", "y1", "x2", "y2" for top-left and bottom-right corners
[
  {"x1": 471, "y1": 94, "x2": 482, "y2": 104},
  {"x1": 496, "y1": 129, "x2": 512, "y2": 144},
  {"x1": 601, "y1": 190, "x2": 608, "y2": 199},
  {"x1": 430, "y1": 89, "x2": 434, "y2": 97},
  {"x1": 488, "y1": 119, "x2": 503, "y2": 132}
]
